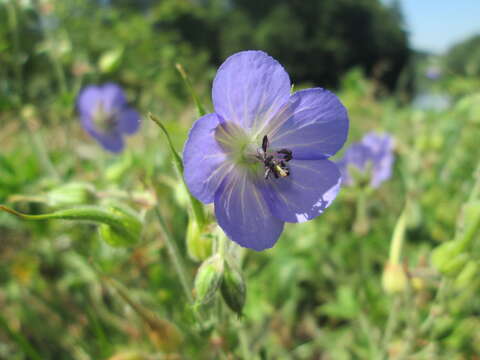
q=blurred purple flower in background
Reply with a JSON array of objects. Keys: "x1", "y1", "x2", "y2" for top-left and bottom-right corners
[
  {"x1": 425, "y1": 66, "x2": 442, "y2": 80},
  {"x1": 183, "y1": 51, "x2": 349, "y2": 251},
  {"x1": 337, "y1": 132, "x2": 394, "y2": 188},
  {"x1": 77, "y1": 83, "x2": 140, "y2": 153}
]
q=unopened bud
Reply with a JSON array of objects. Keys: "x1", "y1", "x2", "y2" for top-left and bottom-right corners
[
  {"x1": 221, "y1": 257, "x2": 246, "y2": 316},
  {"x1": 440, "y1": 253, "x2": 469, "y2": 277},
  {"x1": 186, "y1": 220, "x2": 214, "y2": 262},
  {"x1": 46, "y1": 182, "x2": 96, "y2": 207},
  {"x1": 99, "y1": 47, "x2": 123, "y2": 73},
  {"x1": 382, "y1": 262, "x2": 407, "y2": 294},
  {"x1": 431, "y1": 241, "x2": 468, "y2": 276},
  {"x1": 99, "y1": 202, "x2": 142, "y2": 247},
  {"x1": 194, "y1": 254, "x2": 224, "y2": 305},
  {"x1": 454, "y1": 260, "x2": 479, "y2": 289}
]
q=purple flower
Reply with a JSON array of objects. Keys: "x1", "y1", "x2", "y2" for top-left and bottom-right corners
[
  {"x1": 77, "y1": 83, "x2": 140, "y2": 153},
  {"x1": 183, "y1": 51, "x2": 349, "y2": 251},
  {"x1": 337, "y1": 132, "x2": 394, "y2": 188},
  {"x1": 425, "y1": 66, "x2": 441, "y2": 80}
]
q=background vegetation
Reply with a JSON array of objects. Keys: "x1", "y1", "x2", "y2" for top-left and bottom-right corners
[{"x1": 1, "y1": 0, "x2": 480, "y2": 359}]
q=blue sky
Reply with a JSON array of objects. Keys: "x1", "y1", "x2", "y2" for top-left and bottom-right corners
[{"x1": 391, "y1": 0, "x2": 480, "y2": 53}]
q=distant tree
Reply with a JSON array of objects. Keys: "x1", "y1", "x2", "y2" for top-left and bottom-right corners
[
  {"x1": 444, "y1": 34, "x2": 480, "y2": 77},
  {"x1": 92, "y1": 0, "x2": 411, "y2": 92},
  {"x1": 215, "y1": 0, "x2": 410, "y2": 91}
]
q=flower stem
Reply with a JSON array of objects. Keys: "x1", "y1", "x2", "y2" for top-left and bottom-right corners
[
  {"x1": 153, "y1": 207, "x2": 193, "y2": 304},
  {"x1": 353, "y1": 189, "x2": 369, "y2": 236},
  {"x1": 382, "y1": 295, "x2": 402, "y2": 353},
  {"x1": 216, "y1": 228, "x2": 227, "y2": 259},
  {"x1": 419, "y1": 278, "x2": 448, "y2": 335},
  {"x1": 148, "y1": 113, "x2": 206, "y2": 227},
  {"x1": 175, "y1": 63, "x2": 207, "y2": 117}
]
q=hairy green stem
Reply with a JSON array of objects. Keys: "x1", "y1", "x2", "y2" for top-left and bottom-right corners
[
  {"x1": 175, "y1": 63, "x2": 207, "y2": 117},
  {"x1": 149, "y1": 113, "x2": 206, "y2": 227}
]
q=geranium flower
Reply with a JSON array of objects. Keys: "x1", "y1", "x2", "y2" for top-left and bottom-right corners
[
  {"x1": 77, "y1": 83, "x2": 140, "y2": 153},
  {"x1": 337, "y1": 132, "x2": 394, "y2": 189},
  {"x1": 183, "y1": 51, "x2": 349, "y2": 251}
]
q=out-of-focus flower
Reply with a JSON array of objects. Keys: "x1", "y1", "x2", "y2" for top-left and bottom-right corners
[
  {"x1": 425, "y1": 66, "x2": 442, "y2": 80},
  {"x1": 77, "y1": 83, "x2": 140, "y2": 153},
  {"x1": 337, "y1": 132, "x2": 394, "y2": 188},
  {"x1": 183, "y1": 50, "x2": 349, "y2": 250}
]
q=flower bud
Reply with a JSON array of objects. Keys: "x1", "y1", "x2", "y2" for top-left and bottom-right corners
[
  {"x1": 454, "y1": 260, "x2": 479, "y2": 289},
  {"x1": 431, "y1": 241, "x2": 468, "y2": 276},
  {"x1": 99, "y1": 202, "x2": 142, "y2": 247},
  {"x1": 99, "y1": 47, "x2": 123, "y2": 73},
  {"x1": 221, "y1": 257, "x2": 246, "y2": 316},
  {"x1": 46, "y1": 182, "x2": 96, "y2": 207},
  {"x1": 186, "y1": 220, "x2": 214, "y2": 262},
  {"x1": 382, "y1": 262, "x2": 407, "y2": 294},
  {"x1": 194, "y1": 254, "x2": 224, "y2": 306},
  {"x1": 440, "y1": 253, "x2": 469, "y2": 277}
]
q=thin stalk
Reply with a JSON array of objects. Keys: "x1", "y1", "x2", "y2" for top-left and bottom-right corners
[
  {"x1": 381, "y1": 295, "x2": 402, "y2": 354},
  {"x1": 149, "y1": 113, "x2": 206, "y2": 227},
  {"x1": 175, "y1": 63, "x2": 207, "y2": 117},
  {"x1": 217, "y1": 229, "x2": 227, "y2": 258},
  {"x1": 154, "y1": 207, "x2": 193, "y2": 304},
  {"x1": 353, "y1": 190, "x2": 370, "y2": 236},
  {"x1": 419, "y1": 278, "x2": 448, "y2": 334},
  {"x1": 397, "y1": 280, "x2": 418, "y2": 360}
]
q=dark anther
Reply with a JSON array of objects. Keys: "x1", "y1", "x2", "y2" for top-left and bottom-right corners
[
  {"x1": 262, "y1": 135, "x2": 269, "y2": 153},
  {"x1": 258, "y1": 135, "x2": 293, "y2": 180},
  {"x1": 277, "y1": 148, "x2": 293, "y2": 162}
]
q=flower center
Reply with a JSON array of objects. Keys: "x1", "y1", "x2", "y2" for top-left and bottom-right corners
[
  {"x1": 255, "y1": 135, "x2": 293, "y2": 180},
  {"x1": 92, "y1": 101, "x2": 117, "y2": 132},
  {"x1": 215, "y1": 123, "x2": 293, "y2": 181}
]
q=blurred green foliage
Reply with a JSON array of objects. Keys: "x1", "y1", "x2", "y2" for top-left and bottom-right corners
[
  {"x1": 1, "y1": 0, "x2": 480, "y2": 359},
  {"x1": 1, "y1": 0, "x2": 410, "y2": 116},
  {"x1": 444, "y1": 34, "x2": 480, "y2": 78}
]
